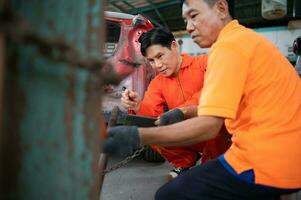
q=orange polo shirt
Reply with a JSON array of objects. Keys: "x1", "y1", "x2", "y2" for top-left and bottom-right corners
[{"x1": 198, "y1": 20, "x2": 301, "y2": 188}]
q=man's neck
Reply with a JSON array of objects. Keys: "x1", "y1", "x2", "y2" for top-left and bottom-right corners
[{"x1": 174, "y1": 55, "x2": 183, "y2": 76}]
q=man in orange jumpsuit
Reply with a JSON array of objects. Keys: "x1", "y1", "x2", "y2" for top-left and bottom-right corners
[{"x1": 121, "y1": 27, "x2": 230, "y2": 179}]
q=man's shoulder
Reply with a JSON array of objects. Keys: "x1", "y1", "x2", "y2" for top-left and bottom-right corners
[
  {"x1": 182, "y1": 53, "x2": 207, "y2": 60},
  {"x1": 211, "y1": 25, "x2": 267, "y2": 60},
  {"x1": 181, "y1": 53, "x2": 207, "y2": 69},
  {"x1": 214, "y1": 25, "x2": 262, "y2": 49},
  {"x1": 194, "y1": 54, "x2": 208, "y2": 63},
  {"x1": 150, "y1": 74, "x2": 169, "y2": 85}
]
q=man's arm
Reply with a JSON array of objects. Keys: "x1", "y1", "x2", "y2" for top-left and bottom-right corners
[
  {"x1": 103, "y1": 115, "x2": 224, "y2": 156},
  {"x1": 135, "y1": 78, "x2": 166, "y2": 117},
  {"x1": 140, "y1": 115, "x2": 224, "y2": 146},
  {"x1": 120, "y1": 77, "x2": 166, "y2": 116}
]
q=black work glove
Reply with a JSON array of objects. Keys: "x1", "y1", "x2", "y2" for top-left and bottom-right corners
[
  {"x1": 103, "y1": 126, "x2": 140, "y2": 157},
  {"x1": 158, "y1": 108, "x2": 184, "y2": 126}
]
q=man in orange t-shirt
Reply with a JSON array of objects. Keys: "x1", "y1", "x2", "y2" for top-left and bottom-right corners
[
  {"x1": 121, "y1": 27, "x2": 230, "y2": 180},
  {"x1": 104, "y1": 0, "x2": 301, "y2": 199}
]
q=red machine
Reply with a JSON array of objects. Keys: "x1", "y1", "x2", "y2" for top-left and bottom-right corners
[
  {"x1": 102, "y1": 11, "x2": 156, "y2": 121},
  {"x1": 101, "y1": 12, "x2": 164, "y2": 162}
]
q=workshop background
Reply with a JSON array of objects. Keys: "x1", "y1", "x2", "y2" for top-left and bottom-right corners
[{"x1": 0, "y1": 0, "x2": 300, "y2": 200}]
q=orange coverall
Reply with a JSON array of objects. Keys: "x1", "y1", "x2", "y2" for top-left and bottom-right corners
[{"x1": 136, "y1": 53, "x2": 230, "y2": 168}]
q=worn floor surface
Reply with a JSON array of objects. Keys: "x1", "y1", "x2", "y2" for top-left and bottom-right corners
[
  {"x1": 100, "y1": 156, "x2": 301, "y2": 200},
  {"x1": 100, "y1": 155, "x2": 171, "y2": 200}
]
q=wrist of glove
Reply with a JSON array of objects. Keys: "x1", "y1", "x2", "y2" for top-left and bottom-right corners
[
  {"x1": 159, "y1": 108, "x2": 184, "y2": 126},
  {"x1": 103, "y1": 126, "x2": 140, "y2": 157}
]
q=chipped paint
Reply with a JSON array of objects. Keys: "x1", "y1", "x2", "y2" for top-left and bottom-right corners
[{"x1": 2, "y1": 0, "x2": 104, "y2": 199}]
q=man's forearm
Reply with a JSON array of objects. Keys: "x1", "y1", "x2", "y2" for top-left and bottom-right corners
[{"x1": 139, "y1": 116, "x2": 223, "y2": 146}]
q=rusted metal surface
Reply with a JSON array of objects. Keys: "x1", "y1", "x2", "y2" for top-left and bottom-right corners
[
  {"x1": 0, "y1": 0, "x2": 110, "y2": 199},
  {"x1": 0, "y1": 9, "x2": 122, "y2": 86},
  {"x1": 102, "y1": 12, "x2": 155, "y2": 121}
]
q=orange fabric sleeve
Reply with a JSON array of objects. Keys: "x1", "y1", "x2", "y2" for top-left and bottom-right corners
[{"x1": 198, "y1": 43, "x2": 249, "y2": 119}]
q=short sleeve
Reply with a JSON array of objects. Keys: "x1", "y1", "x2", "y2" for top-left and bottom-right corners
[{"x1": 198, "y1": 43, "x2": 249, "y2": 119}]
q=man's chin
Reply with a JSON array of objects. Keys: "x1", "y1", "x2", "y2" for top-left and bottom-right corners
[
  {"x1": 162, "y1": 72, "x2": 172, "y2": 77},
  {"x1": 193, "y1": 39, "x2": 212, "y2": 48},
  {"x1": 192, "y1": 39, "x2": 199, "y2": 46}
]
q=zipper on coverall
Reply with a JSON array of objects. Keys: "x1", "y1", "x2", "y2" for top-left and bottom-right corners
[{"x1": 176, "y1": 75, "x2": 186, "y2": 102}]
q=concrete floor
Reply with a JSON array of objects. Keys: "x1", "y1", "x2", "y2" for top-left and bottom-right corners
[
  {"x1": 100, "y1": 156, "x2": 171, "y2": 200},
  {"x1": 100, "y1": 156, "x2": 301, "y2": 200}
]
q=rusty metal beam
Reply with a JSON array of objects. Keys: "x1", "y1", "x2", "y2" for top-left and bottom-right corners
[
  {"x1": 144, "y1": 0, "x2": 168, "y2": 28},
  {"x1": 111, "y1": 2, "x2": 127, "y2": 13},
  {"x1": 1, "y1": 1, "x2": 107, "y2": 199}
]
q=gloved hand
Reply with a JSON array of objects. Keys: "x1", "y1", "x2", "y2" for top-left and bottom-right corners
[
  {"x1": 103, "y1": 126, "x2": 140, "y2": 157},
  {"x1": 157, "y1": 108, "x2": 184, "y2": 126}
]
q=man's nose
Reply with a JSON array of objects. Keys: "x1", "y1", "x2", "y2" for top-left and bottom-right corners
[
  {"x1": 154, "y1": 59, "x2": 163, "y2": 68},
  {"x1": 186, "y1": 20, "x2": 194, "y2": 34}
]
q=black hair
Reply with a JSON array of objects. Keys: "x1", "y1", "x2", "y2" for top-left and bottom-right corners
[
  {"x1": 180, "y1": 0, "x2": 235, "y2": 19},
  {"x1": 138, "y1": 28, "x2": 175, "y2": 57}
]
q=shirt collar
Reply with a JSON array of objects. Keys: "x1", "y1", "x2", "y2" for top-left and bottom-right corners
[
  {"x1": 180, "y1": 53, "x2": 193, "y2": 69},
  {"x1": 216, "y1": 20, "x2": 240, "y2": 42}
]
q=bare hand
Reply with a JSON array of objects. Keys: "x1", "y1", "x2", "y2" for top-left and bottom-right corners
[{"x1": 121, "y1": 89, "x2": 141, "y2": 112}]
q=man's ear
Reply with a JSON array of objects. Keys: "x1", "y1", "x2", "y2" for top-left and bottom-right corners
[
  {"x1": 171, "y1": 40, "x2": 179, "y2": 51},
  {"x1": 215, "y1": 0, "x2": 229, "y2": 20}
]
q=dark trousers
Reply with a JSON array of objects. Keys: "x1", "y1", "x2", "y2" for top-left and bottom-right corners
[{"x1": 155, "y1": 159, "x2": 299, "y2": 200}]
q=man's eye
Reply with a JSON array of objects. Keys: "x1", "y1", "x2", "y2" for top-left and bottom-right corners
[
  {"x1": 157, "y1": 54, "x2": 163, "y2": 59},
  {"x1": 191, "y1": 14, "x2": 197, "y2": 19}
]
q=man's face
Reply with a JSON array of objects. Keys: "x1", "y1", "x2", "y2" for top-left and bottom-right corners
[
  {"x1": 145, "y1": 42, "x2": 180, "y2": 77},
  {"x1": 182, "y1": 0, "x2": 224, "y2": 48}
]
